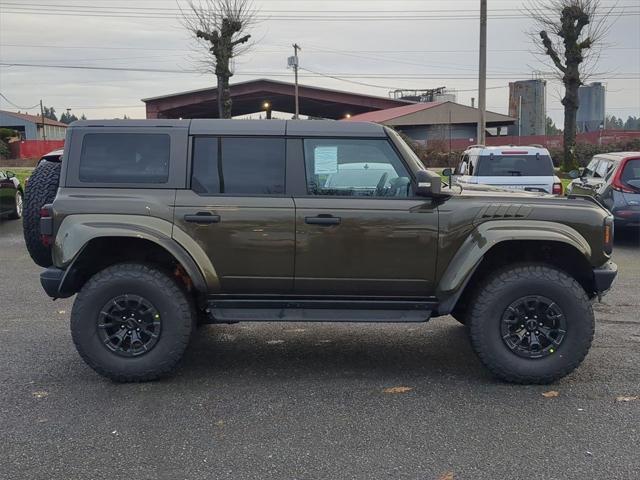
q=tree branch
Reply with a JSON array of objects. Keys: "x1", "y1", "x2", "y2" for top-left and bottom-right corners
[
  {"x1": 540, "y1": 30, "x2": 567, "y2": 73},
  {"x1": 231, "y1": 34, "x2": 251, "y2": 47}
]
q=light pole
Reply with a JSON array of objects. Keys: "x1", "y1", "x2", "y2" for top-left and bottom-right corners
[
  {"x1": 289, "y1": 44, "x2": 301, "y2": 119},
  {"x1": 263, "y1": 101, "x2": 272, "y2": 120},
  {"x1": 477, "y1": 0, "x2": 487, "y2": 145}
]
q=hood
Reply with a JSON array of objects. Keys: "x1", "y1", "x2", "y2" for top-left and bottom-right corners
[{"x1": 446, "y1": 183, "x2": 551, "y2": 198}]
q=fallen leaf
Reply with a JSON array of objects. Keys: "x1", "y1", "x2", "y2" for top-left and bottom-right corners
[
  {"x1": 383, "y1": 386, "x2": 413, "y2": 394},
  {"x1": 542, "y1": 390, "x2": 559, "y2": 398},
  {"x1": 438, "y1": 473, "x2": 454, "y2": 480},
  {"x1": 616, "y1": 396, "x2": 639, "y2": 402},
  {"x1": 32, "y1": 391, "x2": 48, "y2": 399},
  {"x1": 57, "y1": 310, "x2": 66, "y2": 315}
]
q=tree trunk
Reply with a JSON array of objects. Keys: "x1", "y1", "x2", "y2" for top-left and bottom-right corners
[
  {"x1": 220, "y1": 75, "x2": 232, "y2": 119},
  {"x1": 216, "y1": 75, "x2": 224, "y2": 118},
  {"x1": 561, "y1": 63, "x2": 581, "y2": 172}
]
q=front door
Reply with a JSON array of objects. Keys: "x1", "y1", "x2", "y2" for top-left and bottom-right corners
[
  {"x1": 174, "y1": 136, "x2": 295, "y2": 294},
  {"x1": 293, "y1": 137, "x2": 439, "y2": 297}
]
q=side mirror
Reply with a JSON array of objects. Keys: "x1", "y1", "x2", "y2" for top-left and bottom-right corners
[
  {"x1": 568, "y1": 170, "x2": 580, "y2": 179},
  {"x1": 5, "y1": 170, "x2": 16, "y2": 179},
  {"x1": 441, "y1": 168, "x2": 453, "y2": 177},
  {"x1": 415, "y1": 169, "x2": 442, "y2": 197}
]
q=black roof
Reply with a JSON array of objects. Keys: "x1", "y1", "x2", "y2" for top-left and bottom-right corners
[{"x1": 70, "y1": 119, "x2": 386, "y2": 137}]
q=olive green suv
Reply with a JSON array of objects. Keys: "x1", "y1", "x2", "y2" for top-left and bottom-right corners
[{"x1": 26, "y1": 119, "x2": 618, "y2": 384}]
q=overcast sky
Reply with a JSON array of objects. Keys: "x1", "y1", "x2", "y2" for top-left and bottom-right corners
[{"x1": 0, "y1": 0, "x2": 638, "y2": 125}]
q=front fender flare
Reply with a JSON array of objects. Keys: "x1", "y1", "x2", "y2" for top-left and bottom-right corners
[{"x1": 436, "y1": 220, "x2": 591, "y2": 314}]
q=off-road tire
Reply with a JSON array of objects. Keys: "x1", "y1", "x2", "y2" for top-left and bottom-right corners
[
  {"x1": 468, "y1": 264, "x2": 595, "y2": 384},
  {"x1": 22, "y1": 160, "x2": 61, "y2": 267},
  {"x1": 71, "y1": 263, "x2": 195, "y2": 382},
  {"x1": 8, "y1": 190, "x2": 23, "y2": 219}
]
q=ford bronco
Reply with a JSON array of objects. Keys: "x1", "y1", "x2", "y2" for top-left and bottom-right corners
[{"x1": 26, "y1": 119, "x2": 617, "y2": 383}]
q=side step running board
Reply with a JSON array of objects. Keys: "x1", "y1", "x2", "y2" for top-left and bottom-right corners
[{"x1": 205, "y1": 298, "x2": 436, "y2": 324}]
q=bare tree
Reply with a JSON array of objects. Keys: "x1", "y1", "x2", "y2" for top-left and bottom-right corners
[
  {"x1": 526, "y1": 0, "x2": 613, "y2": 171},
  {"x1": 182, "y1": 0, "x2": 257, "y2": 119}
]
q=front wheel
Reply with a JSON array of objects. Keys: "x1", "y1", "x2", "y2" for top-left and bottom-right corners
[
  {"x1": 71, "y1": 263, "x2": 195, "y2": 382},
  {"x1": 468, "y1": 264, "x2": 594, "y2": 384}
]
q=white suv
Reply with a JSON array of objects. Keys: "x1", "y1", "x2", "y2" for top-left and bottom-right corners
[{"x1": 454, "y1": 145, "x2": 563, "y2": 195}]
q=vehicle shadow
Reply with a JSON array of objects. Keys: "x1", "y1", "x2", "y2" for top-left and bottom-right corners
[
  {"x1": 179, "y1": 320, "x2": 492, "y2": 384},
  {"x1": 614, "y1": 227, "x2": 640, "y2": 248}
]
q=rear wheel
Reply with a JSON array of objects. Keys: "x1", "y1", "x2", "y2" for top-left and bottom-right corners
[
  {"x1": 467, "y1": 264, "x2": 594, "y2": 384},
  {"x1": 22, "y1": 160, "x2": 61, "y2": 267},
  {"x1": 71, "y1": 263, "x2": 195, "y2": 382}
]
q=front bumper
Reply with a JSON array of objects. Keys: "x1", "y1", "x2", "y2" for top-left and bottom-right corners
[{"x1": 593, "y1": 261, "x2": 618, "y2": 296}]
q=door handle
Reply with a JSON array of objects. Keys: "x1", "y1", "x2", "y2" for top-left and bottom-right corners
[
  {"x1": 305, "y1": 215, "x2": 341, "y2": 225},
  {"x1": 184, "y1": 212, "x2": 220, "y2": 224}
]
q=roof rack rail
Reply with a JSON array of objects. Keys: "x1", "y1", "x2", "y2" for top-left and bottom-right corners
[{"x1": 467, "y1": 144, "x2": 486, "y2": 149}]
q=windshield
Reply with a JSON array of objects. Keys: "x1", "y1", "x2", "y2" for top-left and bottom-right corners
[
  {"x1": 622, "y1": 159, "x2": 640, "y2": 190},
  {"x1": 476, "y1": 155, "x2": 554, "y2": 177},
  {"x1": 384, "y1": 127, "x2": 424, "y2": 172}
]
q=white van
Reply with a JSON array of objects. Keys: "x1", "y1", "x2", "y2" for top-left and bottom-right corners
[{"x1": 454, "y1": 145, "x2": 563, "y2": 195}]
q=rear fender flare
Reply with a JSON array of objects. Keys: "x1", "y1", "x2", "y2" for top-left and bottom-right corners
[{"x1": 54, "y1": 215, "x2": 219, "y2": 293}]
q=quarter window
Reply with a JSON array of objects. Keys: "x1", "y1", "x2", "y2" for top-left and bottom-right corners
[
  {"x1": 303, "y1": 139, "x2": 411, "y2": 197},
  {"x1": 79, "y1": 133, "x2": 170, "y2": 183},
  {"x1": 191, "y1": 137, "x2": 286, "y2": 195}
]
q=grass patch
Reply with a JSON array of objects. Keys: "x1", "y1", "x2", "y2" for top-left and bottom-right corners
[{"x1": 4, "y1": 167, "x2": 34, "y2": 188}]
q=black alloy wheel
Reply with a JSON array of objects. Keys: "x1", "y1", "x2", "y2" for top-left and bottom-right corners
[
  {"x1": 500, "y1": 295, "x2": 567, "y2": 359},
  {"x1": 98, "y1": 294, "x2": 161, "y2": 357}
]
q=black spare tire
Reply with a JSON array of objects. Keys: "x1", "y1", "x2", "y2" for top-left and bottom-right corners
[{"x1": 23, "y1": 160, "x2": 61, "y2": 267}]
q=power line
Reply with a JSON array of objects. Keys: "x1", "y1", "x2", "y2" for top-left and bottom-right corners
[
  {"x1": 1, "y1": 4, "x2": 637, "y2": 21},
  {"x1": 2, "y1": 43, "x2": 638, "y2": 54},
  {"x1": 3, "y1": 62, "x2": 638, "y2": 80},
  {"x1": 0, "y1": 92, "x2": 40, "y2": 110}
]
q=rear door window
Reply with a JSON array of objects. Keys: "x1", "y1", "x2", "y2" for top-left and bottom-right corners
[
  {"x1": 191, "y1": 137, "x2": 286, "y2": 195},
  {"x1": 476, "y1": 155, "x2": 553, "y2": 177},
  {"x1": 79, "y1": 133, "x2": 170, "y2": 183}
]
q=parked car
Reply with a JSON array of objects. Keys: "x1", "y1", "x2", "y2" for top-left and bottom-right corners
[
  {"x1": 26, "y1": 119, "x2": 616, "y2": 384},
  {"x1": 0, "y1": 170, "x2": 23, "y2": 220},
  {"x1": 567, "y1": 152, "x2": 640, "y2": 229},
  {"x1": 454, "y1": 145, "x2": 563, "y2": 195}
]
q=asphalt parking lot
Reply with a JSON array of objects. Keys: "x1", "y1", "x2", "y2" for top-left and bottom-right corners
[{"x1": 0, "y1": 218, "x2": 638, "y2": 480}]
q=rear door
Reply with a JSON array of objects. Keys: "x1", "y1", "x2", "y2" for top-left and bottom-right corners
[
  {"x1": 174, "y1": 136, "x2": 295, "y2": 294},
  {"x1": 292, "y1": 137, "x2": 438, "y2": 297}
]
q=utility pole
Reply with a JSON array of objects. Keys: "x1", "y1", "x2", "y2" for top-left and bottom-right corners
[
  {"x1": 292, "y1": 43, "x2": 301, "y2": 119},
  {"x1": 477, "y1": 0, "x2": 487, "y2": 145},
  {"x1": 40, "y1": 99, "x2": 47, "y2": 141}
]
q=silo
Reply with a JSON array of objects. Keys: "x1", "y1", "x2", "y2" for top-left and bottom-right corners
[
  {"x1": 577, "y1": 82, "x2": 606, "y2": 132},
  {"x1": 508, "y1": 79, "x2": 547, "y2": 137}
]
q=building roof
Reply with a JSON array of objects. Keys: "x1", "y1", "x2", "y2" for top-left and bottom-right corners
[
  {"x1": 142, "y1": 78, "x2": 412, "y2": 120},
  {"x1": 0, "y1": 110, "x2": 68, "y2": 128},
  {"x1": 345, "y1": 101, "x2": 515, "y2": 127}
]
